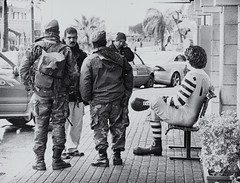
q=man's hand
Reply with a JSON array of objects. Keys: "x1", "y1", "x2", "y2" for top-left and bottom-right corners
[
  {"x1": 121, "y1": 96, "x2": 130, "y2": 107},
  {"x1": 25, "y1": 85, "x2": 31, "y2": 91}
]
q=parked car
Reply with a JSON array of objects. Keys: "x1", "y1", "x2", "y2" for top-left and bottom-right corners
[
  {"x1": 0, "y1": 52, "x2": 33, "y2": 126},
  {"x1": 139, "y1": 51, "x2": 188, "y2": 87},
  {"x1": 130, "y1": 52, "x2": 154, "y2": 88}
]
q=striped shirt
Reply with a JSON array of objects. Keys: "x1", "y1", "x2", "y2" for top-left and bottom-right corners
[{"x1": 164, "y1": 73, "x2": 197, "y2": 107}]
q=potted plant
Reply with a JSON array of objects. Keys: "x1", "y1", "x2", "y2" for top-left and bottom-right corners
[{"x1": 197, "y1": 110, "x2": 240, "y2": 183}]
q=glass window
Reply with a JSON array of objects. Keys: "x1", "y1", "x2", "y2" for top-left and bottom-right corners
[
  {"x1": 133, "y1": 54, "x2": 143, "y2": 65},
  {"x1": 174, "y1": 55, "x2": 186, "y2": 62}
]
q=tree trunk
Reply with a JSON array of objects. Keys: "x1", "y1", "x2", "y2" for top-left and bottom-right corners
[{"x1": 3, "y1": 0, "x2": 8, "y2": 52}]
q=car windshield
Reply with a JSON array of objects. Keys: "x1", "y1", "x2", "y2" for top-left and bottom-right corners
[
  {"x1": 0, "y1": 51, "x2": 17, "y2": 69},
  {"x1": 0, "y1": 57, "x2": 12, "y2": 69},
  {"x1": 138, "y1": 51, "x2": 183, "y2": 65}
]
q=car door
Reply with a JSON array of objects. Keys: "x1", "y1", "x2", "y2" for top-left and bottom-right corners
[
  {"x1": 0, "y1": 53, "x2": 28, "y2": 114},
  {"x1": 131, "y1": 53, "x2": 150, "y2": 86}
]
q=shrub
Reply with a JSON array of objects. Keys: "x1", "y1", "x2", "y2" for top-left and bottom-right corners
[{"x1": 197, "y1": 110, "x2": 240, "y2": 178}]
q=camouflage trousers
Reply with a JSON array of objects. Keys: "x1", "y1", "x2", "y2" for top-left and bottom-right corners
[
  {"x1": 31, "y1": 93, "x2": 69, "y2": 158},
  {"x1": 90, "y1": 99, "x2": 129, "y2": 152}
]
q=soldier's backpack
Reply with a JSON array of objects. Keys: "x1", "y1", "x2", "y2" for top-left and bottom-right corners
[{"x1": 34, "y1": 44, "x2": 67, "y2": 90}]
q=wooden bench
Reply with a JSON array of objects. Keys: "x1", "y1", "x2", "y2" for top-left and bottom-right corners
[{"x1": 165, "y1": 90, "x2": 216, "y2": 160}]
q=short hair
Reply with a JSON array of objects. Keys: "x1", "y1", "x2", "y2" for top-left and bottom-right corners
[
  {"x1": 184, "y1": 45, "x2": 207, "y2": 69},
  {"x1": 64, "y1": 27, "x2": 77, "y2": 37}
]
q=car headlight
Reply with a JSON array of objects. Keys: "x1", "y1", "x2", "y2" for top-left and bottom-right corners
[{"x1": 153, "y1": 66, "x2": 165, "y2": 71}]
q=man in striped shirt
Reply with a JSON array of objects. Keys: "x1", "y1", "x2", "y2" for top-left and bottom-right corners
[{"x1": 131, "y1": 46, "x2": 211, "y2": 156}]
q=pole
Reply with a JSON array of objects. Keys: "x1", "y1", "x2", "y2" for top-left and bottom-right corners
[
  {"x1": 1, "y1": 0, "x2": 4, "y2": 50},
  {"x1": 30, "y1": 0, "x2": 34, "y2": 43}
]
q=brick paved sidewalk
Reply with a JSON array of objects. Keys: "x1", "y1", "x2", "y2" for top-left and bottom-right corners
[{"x1": 4, "y1": 87, "x2": 205, "y2": 183}]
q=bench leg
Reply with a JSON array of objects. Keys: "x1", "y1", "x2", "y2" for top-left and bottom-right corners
[
  {"x1": 169, "y1": 131, "x2": 200, "y2": 161},
  {"x1": 168, "y1": 131, "x2": 201, "y2": 149}
]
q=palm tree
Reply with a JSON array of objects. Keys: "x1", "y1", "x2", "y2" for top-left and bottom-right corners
[
  {"x1": 143, "y1": 8, "x2": 184, "y2": 51},
  {"x1": 2, "y1": 0, "x2": 8, "y2": 51},
  {"x1": 143, "y1": 8, "x2": 166, "y2": 50},
  {"x1": 74, "y1": 15, "x2": 105, "y2": 51}
]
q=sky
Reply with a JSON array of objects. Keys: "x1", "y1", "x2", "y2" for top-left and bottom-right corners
[{"x1": 39, "y1": 0, "x2": 187, "y2": 34}]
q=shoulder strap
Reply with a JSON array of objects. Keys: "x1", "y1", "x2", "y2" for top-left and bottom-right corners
[{"x1": 46, "y1": 43, "x2": 67, "y2": 53}]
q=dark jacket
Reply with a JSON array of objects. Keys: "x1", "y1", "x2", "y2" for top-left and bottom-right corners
[
  {"x1": 109, "y1": 42, "x2": 134, "y2": 62},
  {"x1": 68, "y1": 44, "x2": 87, "y2": 102},
  {"x1": 20, "y1": 35, "x2": 75, "y2": 96},
  {"x1": 80, "y1": 47, "x2": 133, "y2": 104}
]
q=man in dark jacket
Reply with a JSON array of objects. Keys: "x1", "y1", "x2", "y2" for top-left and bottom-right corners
[
  {"x1": 62, "y1": 27, "x2": 87, "y2": 159},
  {"x1": 20, "y1": 20, "x2": 74, "y2": 171},
  {"x1": 80, "y1": 30, "x2": 133, "y2": 167},
  {"x1": 108, "y1": 32, "x2": 134, "y2": 62},
  {"x1": 108, "y1": 32, "x2": 134, "y2": 136}
]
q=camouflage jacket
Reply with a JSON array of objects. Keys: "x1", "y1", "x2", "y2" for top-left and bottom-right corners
[
  {"x1": 80, "y1": 47, "x2": 133, "y2": 104},
  {"x1": 20, "y1": 36, "x2": 75, "y2": 95}
]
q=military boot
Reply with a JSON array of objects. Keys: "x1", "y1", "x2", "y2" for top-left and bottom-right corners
[
  {"x1": 113, "y1": 150, "x2": 123, "y2": 165},
  {"x1": 91, "y1": 149, "x2": 109, "y2": 167},
  {"x1": 52, "y1": 149, "x2": 71, "y2": 170},
  {"x1": 32, "y1": 156, "x2": 46, "y2": 171},
  {"x1": 133, "y1": 139, "x2": 162, "y2": 156}
]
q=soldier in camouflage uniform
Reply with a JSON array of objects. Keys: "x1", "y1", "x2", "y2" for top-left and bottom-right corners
[
  {"x1": 80, "y1": 30, "x2": 133, "y2": 167},
  {"x1": 20, "y1": 20, "x2": 75, "y2": 171}
]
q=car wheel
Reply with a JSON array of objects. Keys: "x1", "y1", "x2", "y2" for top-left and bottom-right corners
[
  {"x1": 170, "y1": 72, "x2": 180, "y2": 87},
  {"x1": 7, "y1": 117, "x2": 31, "y2": 126},
  {"x1": 145, "y1": 76, "x2": 154, "y2": 88}
]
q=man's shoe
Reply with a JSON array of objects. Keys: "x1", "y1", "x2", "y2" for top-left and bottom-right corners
[
  {"x1": 69, "y1": 151, "x2": 84, "y2": 157},
  {"x1": 91, "y1": 158, "x2": 109, "y2": 167},
  {"x1": 62, "y1": 151, "x2": 84, "y2": 159},
  {"x1": 32, "y1": 160, "x2": 46, "y2": 171},
  {"x1": 131, "y1": 98, "x2": 150, "y2": 111},
  {"x1": 52, "y1": 158, "x2": 71, "y2": 170},
  {"x1": 113, "y1": 151, "x2": 123, "y2": 165},
  {"x1": 113, "y1": 156, "x2": 123, "y2": 165},
  {"x1": 133, "y1": 146, "x2": 162, "y2": 156}
]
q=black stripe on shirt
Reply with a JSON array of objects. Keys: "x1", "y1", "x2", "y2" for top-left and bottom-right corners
[
  {"x1": 151, "y1": 125, "x2": 161, "y2": 129},
  {"x1": 184, "y1": 78, "x2": 196, "y2": 88},
  {"x1": 177, "y1": 97, "x2": 185, "y2": 105},
  {"x1": 182, "y1": 83, "x2": 194, "y2": 93},
  {"x1": 179, "y1": 90, "x2": 190, "y2": 98}
]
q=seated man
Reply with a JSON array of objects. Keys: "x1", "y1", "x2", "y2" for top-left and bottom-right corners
[{"x1": 131, "y1": 45, "x2": 211, "y2": 156}]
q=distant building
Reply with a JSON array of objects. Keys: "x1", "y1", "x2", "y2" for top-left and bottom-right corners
[{"x1": 0, "y1": 0, "x2": 42, "y2": 50}]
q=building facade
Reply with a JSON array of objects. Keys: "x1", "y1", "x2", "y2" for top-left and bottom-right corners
[
  {"x1": 0, "y1": 1, "x2": 42, "y2": 50},
  {"x1": 187, "y1": 0, "x2": 240, "y2": 117}
]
